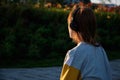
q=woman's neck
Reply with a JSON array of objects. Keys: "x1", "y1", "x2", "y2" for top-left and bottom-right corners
[{"x1": 76, "y1": 32, "x2": 84, "y2": 44}]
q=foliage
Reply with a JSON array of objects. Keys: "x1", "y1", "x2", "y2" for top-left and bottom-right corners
[
  {"x1": 0, "y1": 5, "x2": 120, "y2": 66},
  {"x1": 0, "y1": 5, "x2": 72, "y2": 60},
  {"x1": 96, "y1": 12, "x2": 120, "y2": 50}
]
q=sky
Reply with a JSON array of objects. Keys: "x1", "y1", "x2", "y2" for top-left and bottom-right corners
[{"x1": 91, "y1": 0, "x2": 120, "y2": 5}]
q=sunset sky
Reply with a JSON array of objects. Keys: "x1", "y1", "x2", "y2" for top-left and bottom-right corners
[{"x1": 91, "y1": 0, "x2": 120, "y2": 5}]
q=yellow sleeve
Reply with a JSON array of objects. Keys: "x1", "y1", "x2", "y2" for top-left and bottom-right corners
[{"x1": 60, "y1": 64, "x2": 81, "y2": 80}]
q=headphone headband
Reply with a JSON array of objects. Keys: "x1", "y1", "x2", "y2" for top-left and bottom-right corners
[{"x1": 70, "y1": 7, "x2": 80, "y2": 32}]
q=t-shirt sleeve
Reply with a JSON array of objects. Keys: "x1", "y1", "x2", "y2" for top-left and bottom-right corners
[
  {"x1": 60, "y1": 64, "x2": 81, "y2": 80},
  {"x1": 60, "y1": 50, "x2": 82, "y2": 80}
]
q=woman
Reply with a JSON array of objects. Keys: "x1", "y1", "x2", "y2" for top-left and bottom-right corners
[{"x1": 60, "y1": 4, "x2": 112, "y2": 80}]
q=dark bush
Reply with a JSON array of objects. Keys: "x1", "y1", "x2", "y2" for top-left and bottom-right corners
[
  {"x1": 96, "y1": 12, "x2": 120, "y2": 50},
  {"x1": 0, "y1": 5, "x2": 119, "y2": 60}
]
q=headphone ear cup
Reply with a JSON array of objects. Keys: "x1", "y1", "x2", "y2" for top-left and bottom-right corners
[{"x1": 70, "y1": 21, "x2": 78, "y2": 31}]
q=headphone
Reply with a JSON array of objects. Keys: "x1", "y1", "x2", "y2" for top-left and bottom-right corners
[{"x1": 70, "y1": 7, "x2": 80, "y2": 32}]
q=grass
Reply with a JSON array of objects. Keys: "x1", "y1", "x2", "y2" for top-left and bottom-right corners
[
  {"x1": 106, "y1": 50, "x2": 120, "y2": 60},
  {"x1": 0, "y1": 57, "x2": 64, "y2": 68},
  {"x1": 0, "y1": 51, "x2": 119, "y2": 68}
]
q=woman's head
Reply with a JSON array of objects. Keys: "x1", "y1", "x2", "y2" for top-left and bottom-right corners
[{"x1": 68, "y1": 4, "x2": 98, "y2": 46}]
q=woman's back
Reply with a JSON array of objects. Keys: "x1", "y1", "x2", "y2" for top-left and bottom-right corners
[{"x1": 62, "y1": 42, "x2": 112, "y2": 80}]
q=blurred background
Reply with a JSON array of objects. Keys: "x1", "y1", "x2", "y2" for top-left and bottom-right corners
[{"x1": 0, "y1": 0, "x2": 120, "y2": 68}]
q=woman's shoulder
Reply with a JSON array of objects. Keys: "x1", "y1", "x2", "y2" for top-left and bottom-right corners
[
  {"x1": 65, "y1": 42, "x2": 95, "y2": 69},
  {"x1": 73, "y1": 42, "x2": 95, "y2": 53},
  {"x1": 68, "y1": 42, "x2": 105, "y2": 59},
  {"x1": 72, "y1": 42, "x2": 105, "y2": 59}
]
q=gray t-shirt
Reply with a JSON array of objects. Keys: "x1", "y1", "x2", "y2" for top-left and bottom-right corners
[{"x1": 63, "y1": 42, "x2": 112, "y2": 80}]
